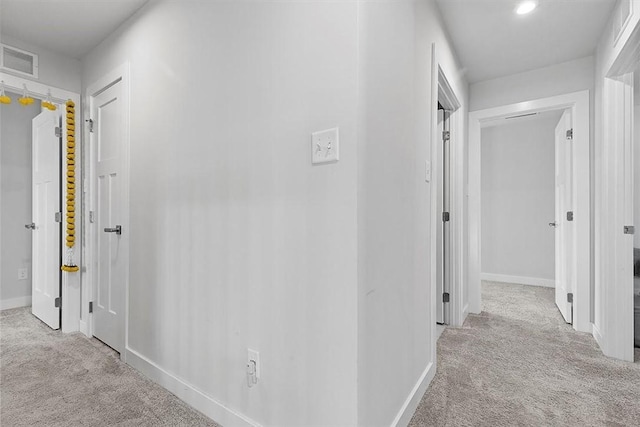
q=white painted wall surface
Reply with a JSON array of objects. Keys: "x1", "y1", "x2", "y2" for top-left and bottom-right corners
[
  {"x1": 481, "y1": 116, "x2": 557, "y2": 282},
  {"x1": 357, "y1": 1, "x2": 468, "y2": 425},
  {"x1": 0, "y1": 94, "x2": 40, "y2": 309},
  {"x1": 0, "y1": 34, "x2": 81, "y2": 93},
  {"x1": 469, "y1": 56, "x2": 595, "y2": 111},
  {"x1": 83, "y1": 1, "x2": 358, "y2": 425}
]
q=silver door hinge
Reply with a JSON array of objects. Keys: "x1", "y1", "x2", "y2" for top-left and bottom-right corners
[
  {"x1": 624, "y1": 225, "x2": 635, "y2": 235},
  {"x1": 567, "y1": 293, "x2": 573, "y2": 304},
  {"x1": 55, "y1": 127, "x2": 62, "y2": 138},
  {"x1": 566, "y1": 129, "x2": 573, "y2": 140},
  {"x1": 55, "y1": 297, "x2": 61, "y2": 308},
  {"x1": 89, "y1": 211, "x2": 95, "y2": 223},
  {"x1": 86, "y1": 119, "x2": 94, "y2": 133},
  {"x1": 55, "y1": 212, "x2": 62, "y2": 223},
  {"x1": 566, "y1": 211, "x2": 574, "y2": 222},
  {"x1": 442, "y1": 131, "x2": 450, "y2": 142},
  {"x1": 89, "y1": 301, "x2": 93, "y2": 313},
  {"x1": 442, "y1": 212, "x2": 450, "y2": 222},
  {"x1": 443, "y1": 292, "x2": 450, "y2": 303}
]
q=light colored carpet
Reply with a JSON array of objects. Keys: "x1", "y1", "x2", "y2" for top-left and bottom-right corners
[
  {"x1": 409, "y1": 281, "x2": 640, "y2": 427},
  {"x1": 0, "y1": 307, "x2": 219, "y2": 426}
]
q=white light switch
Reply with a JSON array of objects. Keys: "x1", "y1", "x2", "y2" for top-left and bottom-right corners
[{"x1": 311, "y1": 128, "x2": 339, "y2": 164}]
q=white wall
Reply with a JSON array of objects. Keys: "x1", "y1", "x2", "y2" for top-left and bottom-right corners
[
  {"x1": 469, "y1": 56, "x2": 595, "y2": 111},
  {"x1": 357, "y1": 0, "x2": 468, "y2": 425},
  {"x1": 481, "y1": 116, "x2": 557, "y2": 283},
  {"x1": 0, "y1": 34, "x2": 81, "y2": 93},
  {"x1": 83, "y1": 1, "x2": 359, "y2": 426},
  {"x1": 0, "y1": 94, "x2": 40, "y2": 309},
  {"x1": 82, "y1": 0, "x2": 468, "y2": 425}
]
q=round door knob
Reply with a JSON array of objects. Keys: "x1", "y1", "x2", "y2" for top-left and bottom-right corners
[{"x1": 549, "y1": 222, "x2": 557, "y2": 228}]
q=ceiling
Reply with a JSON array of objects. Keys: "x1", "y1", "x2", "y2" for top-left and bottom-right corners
[
  {"x1": 436, "y1": 0, "x2": 617, "y2": 83},
  {"x1": 0, "y1": 0, "x2": 149, "y2": 59}
]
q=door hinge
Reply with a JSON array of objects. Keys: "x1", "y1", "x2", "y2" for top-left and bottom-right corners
[
  {"x1": 89, "y1": 211, "x2": 95, "y2": 223},
  {"x1": 89, "y1": 301, "x2": 93, "y2": 313},
  {"x1": 567, "y1": 293, "x2": 573, "y2": 304},
  {"x1": 86, "y1": 119, "x2": 94, "y2": 133},
  {"x1": 54, "y1": 297, "x2": 61, "y2": 308},
  {"x1": 55, "y1": 212, "x2": 62, "y2": 222},
  {"x1": 624, "y1": 225, "x2": 635, "y2": 235},
  {"x1": 55, "y1": 127, "x2": 62, "y2": 138},
  {"x1": 443, "y1": 292, "x2": 450, "y2": 303},
  {"x1": 442, "y1": 131, "x2": 450, "y2": 142},
  {"x1": 566, "y1": 211, "x2": 574, "y2": 222},
  {"x1": 566, "y1": 129, "x2": 573, "y2": 140},
  {"x1": 442, "y1": 212, "x2": 450, "y2": 222}
]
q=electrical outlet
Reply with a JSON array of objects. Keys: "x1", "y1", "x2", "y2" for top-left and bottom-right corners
[
  {"x1": 18, "y1": 268, "x2": 28, "y2": 280},
  {"x1": 247, "y1": 348, "x2": 261, "y2": 382},
  {"x1": 311, "y1": 128, "x2": 339, "y2": 164}
]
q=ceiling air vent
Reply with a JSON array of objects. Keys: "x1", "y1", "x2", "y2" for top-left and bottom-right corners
[{"x1": 1, "y1": 44, "x2": 39, "y2": 78}]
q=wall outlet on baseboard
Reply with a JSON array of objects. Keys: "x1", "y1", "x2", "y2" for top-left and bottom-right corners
[{"x1": 18, "y1": 268, "x2": 28, "y2": 280}]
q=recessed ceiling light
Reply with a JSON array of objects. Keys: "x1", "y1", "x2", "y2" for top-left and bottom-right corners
[{"x1": 516, "y1": 1, "x2": 538, "y2": 15}]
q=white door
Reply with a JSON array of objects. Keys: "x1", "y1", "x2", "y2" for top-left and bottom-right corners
[
  {"x1": 436, "y1": 108, "x2": 451, "y2": 324},
  {"x1": 31, "y1": 110, "x2": 61, "y2": 329},
  {"x1": 92, "y1": 79, "x2": 127, "y2": 353},
  {"x1": 554, "y1": 109, "x2": 573, "y2": 323}
]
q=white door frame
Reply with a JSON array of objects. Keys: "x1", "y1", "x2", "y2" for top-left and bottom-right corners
[
  {"x1": 468, "y1": 90, "x2": 591, "y2": 333},
  {"x1": 430, "y1": 43, "x2": 465, "y2": 336},
  {"x1": 595, "y1": 18, "x2": 640, "y2": 361},
  {"x1": 83, "y1": 63, "x2": 130, "y2": 357},
  {"x1": 0, "y1": 72, "x2": 82, "y2": 333}
]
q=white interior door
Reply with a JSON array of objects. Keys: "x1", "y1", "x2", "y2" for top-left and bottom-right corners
[
  {"x1": 554, "y1": 109, "x2": 573, "y2": 323},
  {"x1": 31, "y1": 109, "x2": 61, "y2": 329},
  {"x1": 436, "y1": 107, "x2": 451, "y2": 324},
  {"x1": 92, "y1": 79, "x2": 127, "y2": 353}
]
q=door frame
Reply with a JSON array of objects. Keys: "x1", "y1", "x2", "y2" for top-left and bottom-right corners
[
  {"x1": 82, "y1": 62, "x2": 131, "y2": 357},
  {"x1": 468, "y1": 90, "x2": 591, "y2": 333},
  {"x1": 430, "y1": 43, "x2": 465, "y2": 337},
  {"x1": 0, "y1": 72, "x2": 81, "y2": 333},
  {"x1": 595, "y1": 16, "x2": 640, "y2": 361}
]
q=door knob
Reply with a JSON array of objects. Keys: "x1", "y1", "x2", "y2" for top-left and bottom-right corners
[
  {"x1": 25, "y1": 222, "x2": 35, "y2": 230},
  {"x1": 549, "y1": 222, "x2": 557, "y2": 228},
  {"x1": 104, "y1": 225, "x2": 122, "y2": 235}
]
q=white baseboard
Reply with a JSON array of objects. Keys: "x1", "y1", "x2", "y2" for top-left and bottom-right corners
[
  {"x1": 480, "y1": 273, "x2": 555, "y2": 288},
  {"x1": 0, "y1": 296, "x2": 32, "y2": 310},
  {"x1": 125, "y1": 347, "x2": 262, "y2": 427},
  {"x1": 391, "y1": 362, "x2": 435, "y2": 427},
  {"x1": 462, "y1": 303, "x2": 469, "y2": 320}
]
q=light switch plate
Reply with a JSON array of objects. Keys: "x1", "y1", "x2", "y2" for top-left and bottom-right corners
[{"x1": 311, "y1": 128, "x2": 339, "y2": 164}]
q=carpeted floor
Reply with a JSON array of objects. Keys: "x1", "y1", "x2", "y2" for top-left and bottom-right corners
[
  {"x1": 409, "y1": 281, "x2": 640, "y2": 427},
  {"x1": 0, "y1": 307, "x2": 219, "y2": 426}
]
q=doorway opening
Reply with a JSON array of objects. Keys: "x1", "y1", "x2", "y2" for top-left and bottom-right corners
[
  {"x1": 0, "y1": 74, "x2": 82, "y2": 332},
  {"x1": 432, "y1": 62, "x2": 462, "y2": 339},
  {"x1": 478, "y1": 108, "x2": 575, "y2": 324},
  {"x1": 468, "y1": 91, "x2": 591, "y2": 333}
]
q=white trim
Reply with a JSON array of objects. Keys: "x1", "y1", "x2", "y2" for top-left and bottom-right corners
[
  {"x1": 592, "y1": 322, "x2": 603, "y2": 347},
  {"x1": 468, "y1": 90, "x2": 591, "y2": 333},
  {"x1": 1, "y1": 296, "x2": 32, "y2": 310},
  {"x1": 0, "y1": 71, "x2": 82, "y2": 334},
  {"x1": 480, "y1": 273, "x2": 555, "y2": 288},
  {"x1": 125, "y1": 347, "x2": 262, "y2": 427},
  {"x1": 390, "y1": 362, "x2": 435, "y2": 427}
]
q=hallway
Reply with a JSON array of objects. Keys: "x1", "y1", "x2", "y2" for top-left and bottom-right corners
[{"x1": 410, "y1": 282, "x2": 640, "y2": 426}]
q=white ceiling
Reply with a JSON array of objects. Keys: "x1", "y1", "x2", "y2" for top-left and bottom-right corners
[
  {"x1": 0, "y1": 0, "x2": 149, "y2": 59},
  {"x1": 436, "y1": 0, "x2": 617, "y2": 83}
]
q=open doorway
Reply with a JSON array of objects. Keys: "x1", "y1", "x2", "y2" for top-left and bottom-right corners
[
  {"x1": 0, "y1": 73, "x2": 82, "y2": 333},
  {"x1": 468, "y1": 91, "x2": 591, "y2": 333},
  {"x1": 479, "y1": 109, "x2": 577, "y2": 323}
]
